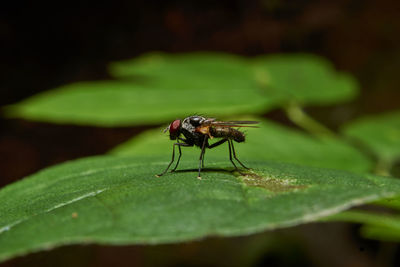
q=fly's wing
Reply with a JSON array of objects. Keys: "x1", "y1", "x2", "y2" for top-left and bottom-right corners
[
  {"x1": 203, "y1": 120, "x2": 259, "y2": 128},
  {"x1": 202, "y1": 118, "x2": 217, "y2": 124}
]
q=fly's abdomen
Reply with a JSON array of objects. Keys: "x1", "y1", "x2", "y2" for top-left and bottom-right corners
[{"x1": 210, "y1": 127, "x2": 245, "y2": 143}]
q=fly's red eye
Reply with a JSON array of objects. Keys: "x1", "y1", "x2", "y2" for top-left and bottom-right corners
[
  {"x1": 169, "y1": 119, "x2": 181, "y2": 139},
  {"x1": 170, "y1": 120, "x2": 181, "y2": 133}
]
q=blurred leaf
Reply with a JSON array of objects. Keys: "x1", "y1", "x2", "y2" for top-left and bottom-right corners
[
  {"x1": 4, "y1": 80, "x2": 271, "y2": 127},
  {"x1": 109, "y1": 52, "x2": 254, "y2": 87},
  {"x1": 375, "y1": 196, "x2": 400, "y2": 210},
  {"x1": 362, "y1": 224, "x2": 400, "y2": 242},
  {"x1": 5, "y1": 52, "x2": 282, "y2": 126},
  {"x1": 253, "y1": 54, "x2": 359, "y2": 105},
  {"x1": 326, "y1": 210, "x2": 400, "y2": 242},
  {"x1": 326, "y1": 196, "x2": 400, "y2": 242},
  {"x1": 1, "y1": 155, "x2": 399, "y2": 262},
  {"x1": 342, "y1": 111, "x2": 400, "y2": 164},
  {"x1": 5, "y1": 52, "x2": 359, "y2": 126},
  {"x1": 110, "y1": 118, "x2": 372, "y2": 173}
]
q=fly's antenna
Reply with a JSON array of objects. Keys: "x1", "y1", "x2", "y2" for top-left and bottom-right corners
[{"x1": 162, "y1": 124, "x2": 170, "y2": 133}]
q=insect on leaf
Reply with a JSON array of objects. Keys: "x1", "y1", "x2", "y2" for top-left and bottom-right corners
[{"x1": 111, "y1": 118, "x2": 372, "y2": 173}]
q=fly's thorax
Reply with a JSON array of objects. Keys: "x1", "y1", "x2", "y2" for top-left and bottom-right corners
[
  {"x1": 182, "y1": 116, "x2": 206, "y2": 133},
  {"x1": 210, "y1": 127, "x2": 245, "y2": 142},
  {"x1": 181, "y1": 127, "x2": 205, "y2": 147}
]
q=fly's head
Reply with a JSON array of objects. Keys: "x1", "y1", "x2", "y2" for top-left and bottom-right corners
[{"x1": 164, "y1": 119, "x2": 181, "y2": 140}]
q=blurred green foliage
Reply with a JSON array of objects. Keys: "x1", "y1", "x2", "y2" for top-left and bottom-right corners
[
  {"x1": 253, "y1": 54, "x2": 358, "y2": 105},
  {"x1": 343, "y1": 111, "x2": 400, "y2": 166},
  {"x1": 5, "y1": 52, "x2": 357, "y2": 126},
  {"x1": 1, "y1": 52, "x2": 400, "y2": 261}
]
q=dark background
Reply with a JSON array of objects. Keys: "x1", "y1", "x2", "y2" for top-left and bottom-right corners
[{"x1": 1, "y1": 1, "x2": 400, "y2": 266}]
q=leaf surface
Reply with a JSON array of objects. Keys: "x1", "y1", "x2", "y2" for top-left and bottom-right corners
[{"x1": 1, "y1": 154, "x2": 397, "y2": 262}]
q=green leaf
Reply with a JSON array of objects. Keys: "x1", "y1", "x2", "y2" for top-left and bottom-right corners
[
  {"x1": 1, "y1": 155, "x2": 399, "y2": 262},
  {"x1": 4, "y1": 80, "x2": 271, "y2": 127},
  {"x1": 5, "y1": 52, "x2": 358, "y2": 127},
  {"x1": 253, "y1": 54, "x2": 359, "y2": 105},
  {"x1": 109, "y1": 52, "x2": 254, "y2": 86},
  {"x1": 342, "y1": 111, "x2": 400, "y2": 164},
  {"x1": 110, "y1": 119, "x2": 372, "y2": 173},
  {"x1": 326, "y1": 210, "x2": 400, "y2": 242},
  {"x1": 326, "y1": 196, "x2": 400, "y2": 242},
  {"x1": 375, "y1": 196, "x2": 400, "y2": 210},
  {"x1": 5, "y1": 52, "x2": 283, "y2": 126}
]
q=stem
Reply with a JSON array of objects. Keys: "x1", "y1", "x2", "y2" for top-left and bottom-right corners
[{"x1": 284, "y1": 101, "x2": 337, "y2": 138}]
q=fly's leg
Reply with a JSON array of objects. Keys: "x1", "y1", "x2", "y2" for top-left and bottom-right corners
[
  {"x1": 230, "y1": 139, "x2": 249, "y2": 169},
  {"x1": 171, "y1": 139, "x2": 192, "y2": 172},
  {"x1": 171, "y1": 142, "x2": 182, "y2": 172},
  {"x1": 208, "y1": 138, "x2": 237, "y2": 169},
  {"x1": 227, "y1": 139, "x2": 238, "y2": 170},
  {"x1": 202, "y1": 149, "x2": 205, "y2": 168},
  {"x1": 208, "y1": 138, "x2": 239, "y2": 170},
  {"x1": 198, "y1": 136, "x2": 209, "y2": 179},
  {"x1": 206, "y1": 138, "x2": 248, "y2": 174},
  {"x1": 157, "y1": 142, "x2": 191, "y2": 177},
  {"x1": 208, "y1": 138, "x2": 228, "y2": 149}
]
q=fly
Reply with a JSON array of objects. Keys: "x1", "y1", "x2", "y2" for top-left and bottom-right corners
[{"x1": 157, "y1": 115, "x2": 259, "y2": 179}]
